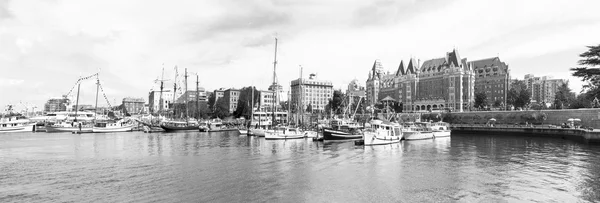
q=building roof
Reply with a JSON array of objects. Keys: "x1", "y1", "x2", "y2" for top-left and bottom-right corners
[
  {"x1": 396, "y1": 60, "x2": 405, "y2": 76},
  {"x1": 420, "y1": 58, "x2": 445, "y2": 72},
  {"x1": 420, "y1": 49, "x2": 469, "y2": 72},
  {"x1": 470, "y1": 57, "x2": 508, "y2": 72},
  {"x1": 405, "y1": 58, "x2": 418, "y2": 74}
]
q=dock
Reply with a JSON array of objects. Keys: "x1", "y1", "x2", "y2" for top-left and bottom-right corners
[{"x1": 451, "y1": 124, "x2": 600, "y2": 144}]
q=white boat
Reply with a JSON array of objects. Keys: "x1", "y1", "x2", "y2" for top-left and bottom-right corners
[
  {"x1": 362, "y1": 120, "x2": 402, "y2": 145},
  {"x1": 0, "y1": 116, "x2": 35, "y2": 133},
  {"x1": 265, "y1": 127, "x2": 306, "y2": 140},
  {"x1": 249, "y1": 128, "x2": 265, "y2": 137},
  {"x1": 92, "y1": 120, "x2": 135, "y2": 133},
  {"x1": 238, "y1": 129, "x2": 248, "y2": 134},
  {"x1": 431, "y1": 121, "x2": 451, "y2": 137},
  {"x1": 402, "y1": 122, "x2": 435, "y2": 141},
  {"x1": 45, "y1": 121, "x2": 93, "y2": 133}
]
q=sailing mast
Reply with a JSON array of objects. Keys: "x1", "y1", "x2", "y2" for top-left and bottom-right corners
[
  {"x1": 172, "y1": 66, "x2": 178, "y2": 118},
  {"x1": 74, "y1": 81, "x2": 81, "y2": 122},
  {"x1": 185, "y1": 68, "x2": 189, "y2": 121},
  {"x1": 251, "y1": 86, "x2": 254, "y2": 126},
  {"x1": 93, "y1": 75, "x2": 100, "y2": 123},
  {"x1": 196, "y1": 74, "x2": 199, "y2": 120},
  {"x1": 158, "y1": 67, "x2": 165, "y2": 116},
  {"x1": 271, "y1": 38, "x2": 278, "y2": 128}
]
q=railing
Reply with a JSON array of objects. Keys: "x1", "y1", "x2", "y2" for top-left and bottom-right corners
[{"x1": 450, "y1": 123, "x2": 591, "y2": 131}]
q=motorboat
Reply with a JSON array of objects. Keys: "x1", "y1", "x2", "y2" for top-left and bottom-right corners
[
  {"x1": 238, "y1": 128, "x2": 248, "y2": 135},
  {"x1": 265, "y1": 126, "x2": 306, "y2": 140},
  {"x1": 402, "y1": 122, "x2": 435, "y2": 140},
  {"x1": 322, "y1": 118, "x2": 363, "y2": 141},
  {"x1": 198, "y1": 121, "x2": 209, "y2": 132},
  {"x1": 431, "y1": 121, "x2": 451, "y2": 137},
  {"x1": 92, "y1": 119, "x2": 135, "y2": 133},
  {"x1": 0, "y1": 115, "x2": 35, "y2": 133},
  {"x1": 45, "y1": 121, "x2": 93, "y2": 133},
  {"x1": 160, "y1": 120, "x2": 199, "y2": 132},
  {"x1": 361, "y1": 120, "x2": 402, "y2": 146},
  {"x1": 207, "y1": 120, "x2": 238, "y2": 132}
]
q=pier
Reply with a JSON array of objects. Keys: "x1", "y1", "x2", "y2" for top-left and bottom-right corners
[{"x1": 451, "y1": 124, "x2": 600, "y2": 144}]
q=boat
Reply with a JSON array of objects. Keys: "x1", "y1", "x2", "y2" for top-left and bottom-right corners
[
  {"x1": 238, "y1": 129, "x2": 248, "y2": 135},
  {"x1": 160, "y1": 120, "x2": 199, "y2": 132},
  {"x1": 45, "y1": 121, "x2": 93, "y2": 133},
  {"x1": 92, "y1": 119, "x2": 135, "y2": 133},
  {"x1": 265, "y1": 126, "x2": 306, "y2": 140},
  {"x1": 143, "y1": 125, "x2": 164, "y2": 133},
  {"x1": 402, "y1": 122, "x2": 435, "y2": 140},
  {"x1": 361, "y1": 120, "x2": 402, "y2": 146},
  {"x1": 431, "y1": 121, "x2": 451, "y2": 137},
  {"x1": 207, "y1": 120, "x2": 238, "y2": 132},
  {"x1": 198, "y1": 121, "x2": 209, "y2": 132},
  {"x1": 322, "y1": 119, "x2": 364, "y2": 141},
  {"x1": 0, "y1": 115, "x2": 35, "y2": 133}
]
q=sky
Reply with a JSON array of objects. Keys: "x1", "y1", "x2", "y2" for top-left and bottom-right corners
[{"x1": 1, "y1": 0, "x2": 600, "y2": 112}]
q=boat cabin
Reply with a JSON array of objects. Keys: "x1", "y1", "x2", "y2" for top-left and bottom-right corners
[{"x1": 370, "y1": 120, "x2": 402, "y2": 137}]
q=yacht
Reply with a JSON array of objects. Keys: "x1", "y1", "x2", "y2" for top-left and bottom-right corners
[
  {"x1": 45, "y1": 121, "x2": 94, "y2": 133},
  {"x1": 207, "y1": 120, "x2": 237, "y2": 132},
  {"x1": 431, "y1": 121, "x2": 451, "y2": 137},
  {"x1": 0, "y1": 115, "x2": 35, "y2": 133},
  {"x1": 402, "y1": 122, "x2": 435, "y2": 140},
  {"x1": 322, "y1": 118, "x2": 363, "y2": 141},
  {"x1": 264, "y1": 126, "x2": 306, "y2": 140},
  {"x1": 92, "y1": 119, "x2": 135, "y2": 133},
  {"x1": 362, "y1": 120, "x2": 402, "y2": 145}
]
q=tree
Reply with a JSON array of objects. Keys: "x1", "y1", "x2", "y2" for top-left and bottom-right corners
[
  {"x1": 306, "y1": 103, "x2": 313, "y2": 113},
  {"x1": 233, "y1": 86, "x2": 260, "y2": 119},
  {"x1": 474, "y1": 92, "x2": 488, "y2": 109},
  {"x1": 213, "y1": 97, "x2": 229, "y2": 118},
  {"x1": 493, "y1": 99, "x2": 502, "y2": 108},
  {"x1": 208, "y1": 92, "x2": 216, "y2": 110},
  {"x1": 507, "y1": 80, "x2": 531, "y2": 109},
  {"x1": 554, "y1": 82, "x2": 576, "y2": 109},
  {"x1": 327, "y1": 90, "x2": 345, "y2": 115},
  {"x1": 571, "y1": 44, "x2": 600, "y2": 93}
]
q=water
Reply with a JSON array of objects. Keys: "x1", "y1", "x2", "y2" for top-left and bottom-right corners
[{"x1": 1, "y1": 132, "x2": 600, "y2": 202}]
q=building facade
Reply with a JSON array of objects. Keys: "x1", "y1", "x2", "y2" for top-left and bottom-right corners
[
  {"x1": 175, "y1": 89, "x2": 207, "y2": 104},
  {"x1": 44, "y1": 96, "x2": 70, "y2": 112},
  {"x1": 395, "y1": 49, "x2": 475, "y2": 112},
  {"x1": 366, "y1": 60, "x2": 385, "y2": 106},
  {"x1": 470, "y1": 57, "x2": 510, "y2": 108},
  {"x1": 148, "y1": 89, "x2": 173, "y2": 113},
  {"x1": 122, "y1": 97, "x2": 145, "y2": 115},
  {"x1": 290, "y1": 73, "x2": 333, "y2": 112},
  {"x1": 257, "y1": 90, "x2": 276, "y2": 112},
  {"x1": 347, "y1": 79, "x2": 366, "y2": 97},
  {"x1": 524, "y1": 74, "x2": 566, "y2": 104},
  {"x1": 223, "y1": 89, "x2": 240, "y2": 113}
]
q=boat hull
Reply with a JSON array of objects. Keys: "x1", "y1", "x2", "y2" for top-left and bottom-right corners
[
  {"x1": 208, "y1": 129, "x2": 238, "y2": 132},
  {"x1": 45, "y1": 126, "x2": 92, "y2": 133},
  {"x1": 249, "y1": 129, "x2": 265, "y2": 137},
  {"x1": 160, "y1": 125, "x2": 198, "y2": 132},
  {"x1": 362, "y1": 132, "x2": 401, "y2": 145},
  {"x1": 0, "y1": 124, "x2": 34, "y2": 133},
  {"x1": 322, "y1": 129, "x2": 362, "y2": 140},
  {"x1": 92, "y1": 125, "x2": 134, "y2": 133},
  {"x1": 265, "y1": 130, "x2": 306, "y2": 140},
  {"x1": 403, "y1": 131, "x2": 435, "y2": 140},
  {"x1": 433, "y1": 130, "x2": 451, "y2": 137},
  {"x1": 238, "y1": 130, "x2": 248, "y2": 134}
]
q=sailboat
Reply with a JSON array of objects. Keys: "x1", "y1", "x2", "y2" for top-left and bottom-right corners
[
  {"x1": 46, "y1": 74, "x2": 97, "y2": 133},
  {"x1": 160, "y1": 67, "x2": 199, "y2": 132},
  {"x1": 264, "y1": 38, "x2": 306, "y2": 140}
]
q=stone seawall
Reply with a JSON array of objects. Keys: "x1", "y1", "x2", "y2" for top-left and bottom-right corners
[
  {"x1": 451, "y1": 125, "x2": 600, "y2": 144},
  {"x1": 414, "y1": 108, "x2": 600, "y2": 129}
]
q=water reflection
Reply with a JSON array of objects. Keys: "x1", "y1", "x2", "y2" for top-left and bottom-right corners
[{"x1": 0, "y1": 132, "x2": 599, "y2": 202}]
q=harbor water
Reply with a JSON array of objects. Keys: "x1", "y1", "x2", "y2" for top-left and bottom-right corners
[{"x1": 1, "y1": 132, "x2": 600, "y2": 202}]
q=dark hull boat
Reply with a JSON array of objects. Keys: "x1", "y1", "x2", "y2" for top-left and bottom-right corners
[
  {"x1": 322, "y1": 128, "x2": 362, "y2": 140},
  {"x1": 160, "y1": 124, "x2": 198, "y2": 132}
]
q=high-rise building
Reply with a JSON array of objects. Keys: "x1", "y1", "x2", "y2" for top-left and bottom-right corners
[
  {"x1": 257, "y1": 90, "x2": 276, "y2": 112},
  {"x1": 470, "y1": 57, "x2": 510, "y2": 108},
  {"x1": 148, "y1": 89, "x2": 173, "y2": 113},
  {"x1": 290, "y1": 73, "x2": 333, "y2": 112},
  {"x1": 524, "y1": 74, "x2": 566, "y2": 104},
  {"x1": 122, "y1": 97, "x2": 145, "y2": 115},
  {"x1": 44, "y1": 96, "x2": 70, "y2": 112}
]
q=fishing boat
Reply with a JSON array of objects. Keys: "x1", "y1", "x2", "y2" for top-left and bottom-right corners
[
  {"x1": 265, "y1": 126, "x2": 306, "y2": 140},
  {"x1": 92, "y1": 119, "x2": 135, "y2": 133},
  {"x1": 431, "y1": 121, "x2": 451, "y2": 137},
  {"x1": 361, "y1": 120, "x2": 402, "y2": 146},
  {"x1": 402, "y1": 122, "x2": 435, "y2": 140},
  {"x1": 0, "y1": 115, "x2": 35, "y2": 133},
  {"x1": 198, "y1": 121, "x2": 209, "y2": 132},
  {"x1": 322, "y1": 119, "x2": 363, "y2": 141}
]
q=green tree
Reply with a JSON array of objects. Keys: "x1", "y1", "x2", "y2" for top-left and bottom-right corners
[
  {"x1": 213, "y1": 98, "x2": 230, "y2": 119},
  {"x1": 306, "y1": 103, "x2": 313, "y2": 113},
  {"x1": 474, "y1": 92, "x2": 488, "y2": 109},
  {"x1": 327, "y1": 90, "x2": 345, "y2": 115},
  {"x1": 208, "y1": 92, "x2": 216, "y2": 110},
  {"x1": 571, "y1": 44, "x2": 600, "y2": 93},
  {"x1": 507, "y1": 80, "x2": 531, "y2": 109},
  {"x1": 553, "y1": 82, "x2": 575, "y2": 109},
  {"x1": 234, "y1": 86, "x2": 260, "y2": 119},
  {"x1": 493, "y1": 99, "x2": 502, "y2": 108}
]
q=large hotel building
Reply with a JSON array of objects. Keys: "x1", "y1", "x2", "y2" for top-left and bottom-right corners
[{"x1": 290, "y1": 74, "x2": 334, "y2": 113}]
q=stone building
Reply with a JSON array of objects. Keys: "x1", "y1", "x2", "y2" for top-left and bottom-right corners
[
  {"x1": 290, "y1": 73, "x2": 333, "y2": 113},
  {"x1": 223, "y1": 89, "x2": 240, "y2": 113},
  {"x1": 122, "y1": 97, "x2": 145, "y2": 115},
  {"x1": 366, "y1": 60, "x2": 385, "y2": 106},
  {"x1": 148, "y1": 89, "x2": 173, "y2": 113},
  {"x1": 175, "y1": 89, "x2": 207, "y2": 104},
  {"x1": 396, "y1": 49, "x2": 475, "y2": 112},
  {"x1": 470, "y1": 57, "x2": 510, "y2": 108},
  {"x1": 44, "y1": 96, "x2": 70, "y2": 112}
]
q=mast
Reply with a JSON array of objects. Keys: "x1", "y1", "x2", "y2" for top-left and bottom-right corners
[
  {"x1": 271, "y1": 38, "x2": 277, "y2": 128},
  {"x1": 287, "y1": 90, "x2": 291, "y2": 125},
  {"x1": 74, "y1": 82, "x2": 81, "y2": 122},
  {"x1": 158, "y1": 67, "x2": 165, "y2": 115},
  {"x1": 173, "y1": 66, "x2": 178, "y2": 118},
  {"x1": 299, "y1": 65, "x2": 303, "y2": 126},
  {"x1": 251, "y1": 86, "x2": 254, "y2": 125},
  {"x1": 185, "y1": 68, "x2": 189, "y2": 121},
  {"x1": 196, "y1": 74, "x2": 199, "y2": 120},
  {"x1": 93, "y1": 75, "x2": 100, "y2": 123}
]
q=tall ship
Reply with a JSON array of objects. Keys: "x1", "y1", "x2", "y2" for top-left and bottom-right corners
[{"x1": 159, "y1": 67, "x2": 200, "y2": 132}]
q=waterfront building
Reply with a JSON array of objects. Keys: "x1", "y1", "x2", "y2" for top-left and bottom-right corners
[
  {"x1": 524, "y1": 74, "x2": 566, "y2": 104},
  {"x1": 346, "y1": 79, "x2": 366, "y2": 97},
  {"x1": 470, "y1": 57, "x2": 510, "y2": 108},
  {"x1": 148, "y1": 89, "x2": 173, "y2": 113},
  {"x1": 223, "y1": 89, "x2": 240, "y2": 113},
  {"x1": 366, "y1": 60, "x2": 385, "y2": 106},
  {"x1": 175, "y1": 89, "x2": 207, "y2": 104},
  {"x1": 290, "y1": 73, "x2": 333, "y2": 113},
  {"x1": 122, "y1": 97, "x2": 145, "y2": 115},
  {"x1": 396, "y1": 49, "x2": 475, "y2": 112},
  {"x1": 257, "y1": 90, "x2": 276, "y2": 112},
  {"x1": 44, "y1": 96, "x2": 70, "y2": 112},
  {"x1": 213, "y1": 88, "x2": 226, "y2": 103}
]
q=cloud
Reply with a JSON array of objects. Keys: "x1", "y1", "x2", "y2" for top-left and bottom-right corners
[{"x1": 0, "y1": 0, "x2": 12, "y2": 20}]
